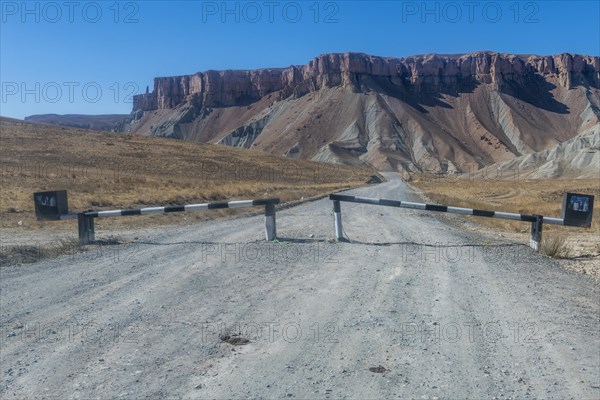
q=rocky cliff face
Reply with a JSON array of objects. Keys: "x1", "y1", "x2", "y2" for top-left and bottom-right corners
[
  {"x1": 126, "y1": 52, "x2": 600, "y2": 177},
  {"x1": 132, "y1": 52, "x2": 599, "y2": 113}
]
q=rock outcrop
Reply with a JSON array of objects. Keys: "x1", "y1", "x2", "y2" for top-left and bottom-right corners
[{"x1": 132, "y1": 52, "x2": 599, "y2": 113}]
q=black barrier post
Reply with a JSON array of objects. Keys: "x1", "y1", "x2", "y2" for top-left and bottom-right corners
[
  {"x1": 529, "y1": 214, "x2": 543, "y2": 252},
  {"x1": 88, "y1": 216, "x2": 95, "y2": 243},
  {"x1": 78, "y1": 213, "x2": 95, "y2": 245},
  {"x1": 333, "y1": 200, "x2": 345, "y2": 242},
  {"x1": 77, "y1": 213, "x2": 85, "y2": 245},
  {"x1": 265, "y1": 203, "x2": 276, "y2": 241}
]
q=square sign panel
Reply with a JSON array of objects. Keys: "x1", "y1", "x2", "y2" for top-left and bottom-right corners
[
  {"x1": 33, "y1": 190, "x2": 69, "y2": 220},
  {"x1": 561, "y1": 193, "x2": 594, "y2": 228}
]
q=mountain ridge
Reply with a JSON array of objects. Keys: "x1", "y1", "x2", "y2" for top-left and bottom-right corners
[
  {"x1": 130, "y1": 51, "x2": 599, "y2": 113},
  {"x1": 24, "y1": 114, "x2": 129, "y2": 131},
  {"x1": 27, "y1": 51, "x2": 600, "y2": 178}
]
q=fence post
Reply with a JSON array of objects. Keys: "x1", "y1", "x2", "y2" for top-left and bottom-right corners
[
  {"x1": 529, "y1": 214, "x2": 543, "y2": 252},
  {"x1": 78, "y1": 213, "x2": 95, "y2": 245},
  {"x1": 333, "y1": 200, "x2": 345, "y2": 241},
  {"x1": 265, "y1": 203, "x2": 276, "y2": 241}
]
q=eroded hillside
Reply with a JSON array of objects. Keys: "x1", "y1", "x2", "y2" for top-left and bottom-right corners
[{"x1": 125, "y1": 52, "x2": 600, "y2": 177}]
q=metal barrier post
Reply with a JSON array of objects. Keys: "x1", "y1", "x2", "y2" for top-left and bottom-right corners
[
  {"x1": 529, "y1": 214, "x2": 543, "y2": 252},
  {"x1": 87, "y1": 215, "x2": 95, "y2": 243},
  {"x1": 78, "y1": 213, "x2": 95, "y2": 245},
  {"x1": 333, "y1": 200, "x2": 344, "y2": 241},
  {"x1": 265, "y1": 203, "x2": 277, "y2": 241}
]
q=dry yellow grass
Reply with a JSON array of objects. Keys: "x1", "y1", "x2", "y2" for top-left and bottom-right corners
[
  {"x1": 0, "y1": 117, "x2": 376, "y2": 233},
  {"x1": 411, "y1": 174, "x2": 600, "y2": 258}
]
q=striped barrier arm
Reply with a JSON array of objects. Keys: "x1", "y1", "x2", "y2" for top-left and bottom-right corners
[
  {"x1": 329, "y1": 194, "x2": 564, "y2": 225},
  {"x1": 84, "y1": 199, "x2": 280, "y2": 218},
  {"x1": 329, "y1": 194, "x2": 563, "y2": 251},
  {"x1": 77, "y1": 198, "x2": 280, "y2": 245}
]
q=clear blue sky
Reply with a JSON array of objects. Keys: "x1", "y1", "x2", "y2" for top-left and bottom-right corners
[{"x1": 1, "y1": 0, "x2": 599, "y2": 119}]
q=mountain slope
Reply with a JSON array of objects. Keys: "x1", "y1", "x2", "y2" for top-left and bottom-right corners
[
  {"x1": 474, "y1": 127, "x2": 599, "y2": 179},
  {"x1": 123, "y1": 52, "x2": 600, "y2": 175},
  {"x1": 0, "y1": 117, "x2": 374, "y2": 231},
  {"x1": 25, "y1": 114, "x2": 129, "y2": 131}
]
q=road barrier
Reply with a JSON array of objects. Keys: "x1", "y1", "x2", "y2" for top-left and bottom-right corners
[
  {"x1": 329, "y1": 193, "x2": 594, "y2": 251},
  {"x1": 33, "y1": 189, "x2": 593, "y2": 252},
  {"x1": 34, "y1": 191, "x2": 279, "y2": 245}
]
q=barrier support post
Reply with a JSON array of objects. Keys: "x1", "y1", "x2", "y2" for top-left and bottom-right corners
[
  {"x1": 78, "y1": 213, "x2": 95, "y2": 245},
  {"x1": 333, "y1": 200, "x2": 345, "y2": 242},
  {"x1": 529, "y1": 214, "x2": 543, "y2": 252},
  {"x1": 265, "y1": 203, "x2": 276, "y2": 241}
]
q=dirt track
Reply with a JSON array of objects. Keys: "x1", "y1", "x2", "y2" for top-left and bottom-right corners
[{"x1": 1, "y1": 174, "x2": 599, "y2": 399}]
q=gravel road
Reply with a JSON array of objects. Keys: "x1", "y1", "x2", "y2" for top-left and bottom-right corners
[{"x1": 1, "y1": 173, "x2": 598, "y2": 399}]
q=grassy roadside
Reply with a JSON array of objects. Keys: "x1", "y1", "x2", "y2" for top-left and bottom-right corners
[
  {"x1": 0, "y1": 117, "x2": 377, "y2": 265},
  {"x1": 1, "y1": 117, "x2": 376, "y2": 230},
  {"x1": 410, "y1": 174, "x2": 600, "y2": 257}
]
